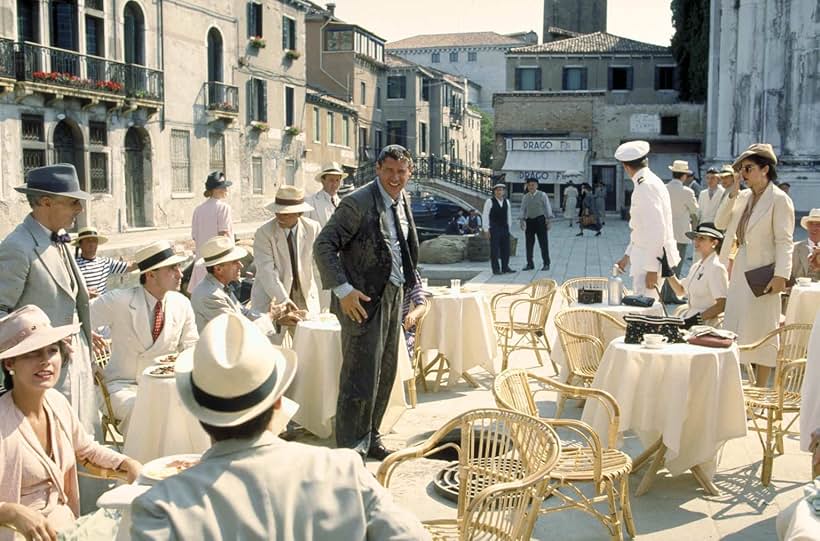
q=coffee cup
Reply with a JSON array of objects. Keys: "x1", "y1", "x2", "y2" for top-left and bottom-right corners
[
  {"x1": 796, "y1": 277, "x2": 811, "y2": 286},
  {"x1": 643, "y1": 334, "x2": 668, "y2": 346}
]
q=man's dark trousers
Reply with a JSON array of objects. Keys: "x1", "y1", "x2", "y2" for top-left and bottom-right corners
[
  {"x1": 525, "y1": 216, "x2": 550, "y2": 267},
  {"x1": 335, "y1": 282, "x2": 403, "y2": 457},
  {"x1": 490, "y1": 226, "x2": 511, "y2": 273}
]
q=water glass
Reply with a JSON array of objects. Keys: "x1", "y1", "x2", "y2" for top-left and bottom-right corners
[
  {"x1": 450, "y1": 278, "x2": 461, "y2": 291},
  {"x1": 421, "y1": 278, "x2": 429, "y2": 289}
]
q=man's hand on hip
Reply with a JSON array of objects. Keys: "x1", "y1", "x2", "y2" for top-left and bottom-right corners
[{"x1": 340, "y1": 289, "x2": 371, "y2": 324}]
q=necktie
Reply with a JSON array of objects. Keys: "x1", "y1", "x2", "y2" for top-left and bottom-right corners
[
  {"x1": 331, "y1": 196, "x2": 338, "y2": 208},
  {"x1": 287, "y1": 230, "x2": 301, "y2": 293},
  {"x1": 391, "y1": 202, "x2": 417, "y2": 287},
  {"x1": 151, "y1": 301, "x2": 164, "y2": 342}
]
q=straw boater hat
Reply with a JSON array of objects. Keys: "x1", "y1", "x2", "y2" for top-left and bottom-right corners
[
  {"x1": 265, "y1": 186, "x2": 314, "y2": 214},
  {"x1": 0, "y1": 305, "x2": 80, "y2": 360},
  {"x1": 492, "y1": 182, "x2": 506, "y2": 190},
  {"x1": 801, "y1": 208, "x2": 820, "y2": 230},
  {"x1": 175, "y1": 312, "x2": 297, "y2": 427},
  {"x1": 15, "y1": 163, "x2": 91, "y2": 200},
  {"x1": 668, "y1": 160, "x2": 693, "y2": 174},
  {"x1": 196, "y1": 235, "x2": 247, "y2": 268},
  {"x1": 732, "y1": 143, "x2": 777, "y2": 171},
  {"x1": 719, "y1": 165, "x2": 735, "y2": 177},
  {"x1": 70, "y1": 226, "x2": 109, "y2": 246},
  {"x1": 314, "y1": 162, "x2": 348, "y2": 183},
  {"x1": 133, "y1": 240, "x2": 187, "y2": 274},
  {"x1": 614, "y1": 141, "x2": 650, "y2": 162},
  {"x1": 685, "y1": 222, "x2": 724, "y2": 241}
]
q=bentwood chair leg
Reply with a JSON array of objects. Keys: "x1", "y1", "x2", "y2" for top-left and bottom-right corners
[
  {"x1": 622, "y1": 476, "x2": 636, "y2": 537},
  {"x1": 406, "y1": 377, "x2": 417, "y2": 408},
  {"x1": 531, "y1": 334, "x2": 545, "y2": 367},
  {"x1": 606, "y1": 479, "x2": 625, "y2": 541}
]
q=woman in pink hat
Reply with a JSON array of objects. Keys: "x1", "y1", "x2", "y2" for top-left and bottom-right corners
[{"x1": 0, "y1": 306, "x2": 141, "y2": 540}]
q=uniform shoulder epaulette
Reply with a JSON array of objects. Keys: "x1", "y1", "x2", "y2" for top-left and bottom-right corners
[{"x1": 636, "y1": 176, "x2": 644, "y2": 185}]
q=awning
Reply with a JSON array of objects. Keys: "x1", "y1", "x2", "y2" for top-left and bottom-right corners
[{"x1": 501, "y1": 150, "x2": 587, "y2": 176}]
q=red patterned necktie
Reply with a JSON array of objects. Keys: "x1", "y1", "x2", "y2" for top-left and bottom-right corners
[{"x1": 151, "y1": 301, "x2": 164, "y2": 342}]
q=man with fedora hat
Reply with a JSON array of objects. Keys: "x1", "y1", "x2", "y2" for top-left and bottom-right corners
[
  {"x1": 792, "y1": 209, "x2": 820, "y2": 282},
  {"x1": 669, "y1": 159, "x2": 702, "y2": 198},
  {"x1": 188, "y1": 171, "x2": 235, "y2": 294},
  {"x1": 663, "y1": 159, "x2": 700, "y2": 303},
  {"x1": 481, "y1": 182, "x2": 515, "y2": 275},
  {"x1": 130, "y1": 313, "x2": 429, "y2": 539},
  {"x1": 191, "y1": 235, "x2": 301, "y2": 335},
  {"x1": 614, "y1": 142, "x2": 679, "y2": 299},
  {"x1": 72, "y1": 226, "x2": 134, "y2": 297},
  {"x1": 251, "y1": 186, "x2": 321, "y2": 316},
  {"x1": 90, "y1": 240, "x2": 198, "y2": 431},
  {"x1": 0, "y1": 163, "x2": 100, "y2": 433}
]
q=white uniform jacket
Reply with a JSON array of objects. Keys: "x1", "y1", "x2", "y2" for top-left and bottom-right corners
[
  {"x1": 697, "y1": 185, "x2": 725, "y2": 224},
  {"x1": 666, "y1": 178, "x2": 699, "y2": 244},
  {"x1": 305, "y1": 190, "x2": 338, "y2": 229}
]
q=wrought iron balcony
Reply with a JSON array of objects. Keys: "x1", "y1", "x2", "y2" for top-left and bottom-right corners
[
  {"x1": 205, "y1": 81, "x2": 239, "y2": 114},
  {"x1": 13, "y1": 41, "x2": 163, "y2": 102},
  {"x1": 0, "y1": 38, "x2": 14, "y2": 82}
]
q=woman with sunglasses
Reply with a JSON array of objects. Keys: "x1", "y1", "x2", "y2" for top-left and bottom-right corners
[
  {"x1": 0, "y1": 305, "x2": 141, "y2": 541},
  {"x1": 663, "y1": 223, "x2": 729, "y2": 326},
  {"x1": 715, "y1": 144, "x2": 795, "y2": 385}
]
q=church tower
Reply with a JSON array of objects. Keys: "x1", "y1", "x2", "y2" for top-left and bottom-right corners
[{"x1": 543, "y1": 0, "x2": 607, "y2": 42}]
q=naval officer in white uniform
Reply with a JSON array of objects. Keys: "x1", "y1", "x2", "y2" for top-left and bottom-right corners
[{"x1": 615, "y1": 141, "x2": 680, "y2": 298}]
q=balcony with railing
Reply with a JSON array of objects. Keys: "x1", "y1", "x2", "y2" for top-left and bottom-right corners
[
  {"x1": 204, "y1": 81, "x2": 239, "y2": 123},
  {"x1": 0, "y1": 38, "x2": 15, "y2": 88},
  {"x1": 13, "y1": 41, "x2": 163, "y2": 109},
  {"x1": 352, "y1": 155, "x2": 493, "y2": 195}
]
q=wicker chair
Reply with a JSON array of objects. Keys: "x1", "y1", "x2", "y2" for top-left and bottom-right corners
[
  {"x1": 553, "y1": 308, "x2": 626, "y2": 414},
  {"x1": 377, "y1": 408, "x2": 562, "y2": 540},
  {"x1": 93, "y1": 340, "x2": 122, "y2": 450},
  {"x1": 493, "y1": 369, "x2": 635, "y2": 541},
  {"x1": 560, "y1": 277, "x2": 633, "y2": 305},
  {"x1": 490, "y1": 279, "x2": 558, "y2": 373},
  {"x1": 742, "y1": 323, "x2": 812, "y2": 485}
]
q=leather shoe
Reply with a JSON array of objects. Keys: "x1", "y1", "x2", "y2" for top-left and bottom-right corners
[
  {"x1": 523, "y1": 264, "x2": 534, "y2": 271},
  {"x1": 492, "y1": 270, "x2": 502, "y2": 275},
  {"x1": 541, "y1": 264, "x2": 550, "y2": 271},
  {"x1": 367, "y1": 443, "x2": 396, "y2": 461},
  {"x1": 503, "y1": 268, "x2": 516, "y2": 274}
]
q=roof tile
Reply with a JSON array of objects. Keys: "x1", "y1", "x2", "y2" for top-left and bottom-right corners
[
  {"x1": 387, "y1": 31, "x2": 526, "y2": 49},
  {"x1": 509, "y1": 32, "x2": 670, "y2": 55}
]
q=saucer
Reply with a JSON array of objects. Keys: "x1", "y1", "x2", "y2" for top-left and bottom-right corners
[{"x1": 640, "y1": 341, "x2": 667, "y2": 350}]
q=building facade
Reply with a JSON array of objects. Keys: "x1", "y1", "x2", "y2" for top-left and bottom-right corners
[
  {"x1": 706, "y1": 0, "x2": 820, "y2": 211},
  {"x1": 542, "y1": 0, "x2": 607, "y2": 42},
  {"x1": 304, "y1": 87, "x2": 358, "y2": 182}
]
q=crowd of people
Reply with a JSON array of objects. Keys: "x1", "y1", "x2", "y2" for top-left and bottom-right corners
[{"x1": 0, "y1": 137, "x2": 817, "y2": 539}]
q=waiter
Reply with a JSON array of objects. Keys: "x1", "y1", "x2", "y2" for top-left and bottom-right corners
[
  {"x1": 614, "y1": 141, "x2": 679, "y2": 298},
  {"x1": 519, "y1": 177, "x2": 553, "y2": 271},
  {"x1": 481, "y1": 182, "x2": 515, "y2": 275}
]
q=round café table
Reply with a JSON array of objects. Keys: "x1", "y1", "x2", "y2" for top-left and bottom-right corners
[
  {"x1": 581, "y1": 337, "x2": 747, "y2": 495},
  {"x1": 786, "y1": 281, "x2": 820, "y2": 325}
]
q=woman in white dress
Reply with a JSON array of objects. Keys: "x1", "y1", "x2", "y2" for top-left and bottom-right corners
[
  {"x1": 715, "y1": 144, "x2": 795, "y2": 385},
  {"x1": 664, "y1": 223, "x2": 729, "y2": 326},
  {"x1": 563, "y1": 181, "x2": 578, "y2": 225}
]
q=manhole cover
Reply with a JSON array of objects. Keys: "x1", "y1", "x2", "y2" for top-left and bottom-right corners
[{"x1": 433, "y1": 461, "x2": 460, "y2": 502}]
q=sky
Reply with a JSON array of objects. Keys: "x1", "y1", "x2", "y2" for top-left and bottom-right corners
[{"x1": 330, "y1": 0, "x2": 675, "y2": 46}]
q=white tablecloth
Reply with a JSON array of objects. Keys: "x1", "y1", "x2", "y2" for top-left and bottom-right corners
[
  {"x1": 581, "y1": 337, "x2": 747, "y2": 479},
  {"x1": 418, "y1": 291, "x2": 499, "y2": 386},
  {"x1": 123, "y1": 366, "x2": 211, "y2": 463},
  {"x1": 777, "y1": 494, "x2": 820, "y2": 541},
  {"x1": 786, "y1": 282, "x2": 820, "y2": 325},
  {"x1": 288, "y1": 316, "x2": 411, "y2": 438},
  {"x1": 799, "y1": 311, "x2": 820, "y2": 451}
]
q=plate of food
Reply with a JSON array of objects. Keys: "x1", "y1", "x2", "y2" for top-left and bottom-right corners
[
  {"x1": 140, "y1": 454, "x2": 201, "y2": 483},
  {"x1": 147, "y1": 364, "x2": 175, "y2": 378},
  {"x1": 154, "y1": 353, "x2": 178, "y2": 365}
]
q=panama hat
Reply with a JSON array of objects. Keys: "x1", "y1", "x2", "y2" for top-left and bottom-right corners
[
  {"x1": 70, "y1": 226, "x2": 109, "y2": 246},
  {"x1": 265, "y1": 186, "x2": 314, "y2": 214},
  {"x1": 0, "y1": 305, "x2": 80, "y2": 360},
  {"x1": 133, "y1": 240, "x2": 187, "y2": 274},
  {"x1": 719, "y1": 165, "x2": 735, "y2": 177},
  {"x1": 732, "y1": 143, "x2": 778, "y2": 171},
  {"x1": 685, "y1": 222, "x2": 724, "y2": 241},
  {"x1": 314, "y1": 162, "x2": 348, "y2": 183},
  {"x1": 614, "y1": 141, "x2": 650, "y2": 162},
  {"x1": 15, "y1": 164, "x2": 91, "y2": 201},
  {"x1": 801, "y1": 208, "x2": 820, "y2": 230},
  {"x1": 668, "y1": 160, "x2": 693, "y2": 174},
  {"x1": 175, "y1": 312, "x2": 298, "y2": 427},
  {"x1": 196, "y1": 235, "x2": 247, "y2": 268}
]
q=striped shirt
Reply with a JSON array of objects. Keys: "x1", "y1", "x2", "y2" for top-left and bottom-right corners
[{"x1": 75, "y1": 256, "x2": 129, "y2": 294}]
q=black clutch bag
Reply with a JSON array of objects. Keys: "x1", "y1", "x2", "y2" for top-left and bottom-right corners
[
  {"x1": 623, "y1": 314, "x2": 687, "y2": 344},
  {"x1": 577, "y1": 289, "x2": 603, "y2": 304},
  {"x1": 621, "y1": 294, "x2": 655, "y2": 308}
]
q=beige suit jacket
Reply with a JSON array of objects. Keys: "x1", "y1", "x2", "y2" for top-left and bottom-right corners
[
  {"x1": 792, "y1": 240, "x2": 820, "y2": 281},
  {"x1": 666, "y1": 179, "x2": 699, "y2": 244},
  {"x1": 130, "y1": 432, "x2": 431, "y2": 540},
  {"x1": 250, "y1": 216, "x2": 321, "y2": 314},
  {"x1": 305, "y1": 190, "x2": 338, "y2": 229}
]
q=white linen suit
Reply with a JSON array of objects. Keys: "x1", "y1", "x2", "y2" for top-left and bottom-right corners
[
  {"x1": 666, "y1": 178, "x2": 699, "y2": 244},
  {"x1": 90, "y1": 287, "x2": 198, "y2": 428},
  {"x1": 625, "y1": 167, "x2": 680, "y2": 297},
  {"x1": 698, "y1": 185, "x2": 725, "y2": 224},
  {"x1": 305, "y1": 190, "x2": 339, "y2": 311},
  {"x1": 715, "y1": 182, "x2": 794, "y2": 367},
  {"x1": 250, "y1": 217, "x2": 321, "y2": 314}
]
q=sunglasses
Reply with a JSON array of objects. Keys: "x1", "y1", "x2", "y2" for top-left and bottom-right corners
[{"x1": 741, "y1": 164, "x2": 758, "y2": 173}]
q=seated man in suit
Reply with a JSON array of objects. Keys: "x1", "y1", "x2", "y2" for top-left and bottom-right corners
[
  {"x1": 190, "y1": 235, "x2": 302, "y2": 336},
  {"x1": 131, "y1": 313, "x2": 429, "y2": 540},
  {"x1": 250, "y1": 186, "x2": 322, "y2": 316},
  {"x1": 90, "y1": 240, "x2": 198, "y2": 431},
  {"x1": 792, "y1": 209, "x2": 820, "y2": 281}
]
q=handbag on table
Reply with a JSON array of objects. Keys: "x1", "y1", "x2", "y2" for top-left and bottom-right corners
[
  {"x1": 621, "y1": 295, "x2": 655, "y2": 308},
  {"x1": 623, "y1": 314, "x2": 686, "y2": 345},
  {"x1": 577, "y1": 288, "x2": 603, "y2": 304},
  {"x1": 687, "y1": 326, "x2": 737, "y2": 349}
]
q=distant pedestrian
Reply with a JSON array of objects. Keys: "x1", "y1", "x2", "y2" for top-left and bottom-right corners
[
  {"x1": 593, "y1": 181, "x2": 606, "y2": 227},
  {"x1": 466, "y1": 209, "x2": 482, "y2": 234},
  {"x1": 576, "y1": 183, "x2": 601, "y2": 237},
  {"x1": 697, "y1": 167, "x2": 725, "y2": 224},
  {"x1": 563, "y1": 181, "x2": 578, "y2": 226},
  {"x1": 188, "y1": 171, "x2": 234, "y2": 294},
  {"x1": 482, "y1": 183, "x2": 514, "y2": 275},
  {"x1": 664, "y1": 161, "x2": 700, "y2": 303},
  {"x1": 519, "y1": 177, "x2": 553, "y2": 271},
  {"x1": 72, "y1": 226, "x2": 134, "y2": 297}
]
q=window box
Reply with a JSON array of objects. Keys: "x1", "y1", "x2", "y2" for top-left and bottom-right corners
[
  {"x1": 251, "y1": 120, "x2": 270, "y2": 131},
  {"x1": 284, "y1": 126, "x2": 301, "y2": 136},
  {"x1": 249, "y1": 36, "x2": 266, "y2": 49},
  {"x1": 284, "y1": 49, "x2": 301, "y2": 60}
]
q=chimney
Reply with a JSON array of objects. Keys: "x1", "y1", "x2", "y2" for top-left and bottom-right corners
[{"x1": 326, "y1": 3, "x2": 336, "y2": 15}]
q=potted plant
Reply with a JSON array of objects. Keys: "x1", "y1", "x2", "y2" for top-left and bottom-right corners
[
  {"x1": 284, "y1": 126, "x2": 300, "y2": 136},
  {"x1": 284, "y1": 49, "x2": 301, "y2": 60},
  {"x1": 249, "y1": 36, "x2": 266, "y2": 49},
  {"x1": 250, "y1": 120, "x2": 269, "y2": 132}
]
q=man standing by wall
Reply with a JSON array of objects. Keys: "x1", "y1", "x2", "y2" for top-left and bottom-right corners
[
  {"x1": 314, "y1": 145, "x2": 419, "y2": 461},
  {"x1": 519, "y1": 177, "x2": 553, "y2": 271},
  {"x1": 615, "y1": 142, "x2": 680, "y2": 298},
  {"x1": 482, "y1": 183, "x2": 515, "y2": 275}
]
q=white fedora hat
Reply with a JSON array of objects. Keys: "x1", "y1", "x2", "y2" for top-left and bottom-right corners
[
  {"x1": 0, "y1": 305, "x2": 80, "y2": 361},
  {"x1": 801, "y1": 208, "x2": 820, "y2": 230},
  {"x1": 265, "y1": 186, "x2": 314, "y2": 214},
  {"x1": 175, "y1": 312, "x2": 297, "y2": 427},
  {"x1": 70, "y1": 226, "x2": 109, "y2": 246},
  {"x1": 668, "y1": 160, "x2": 693, "y2": 174},
  {"x1": 314, "y1": 162, "x2": 348, "y2": 183},
  {"x1": 133, "y1": 240, "x2": 188, "y2": 274},
  {"x1": 196, "y1": 235, "x2": 247, "y2": 268}
]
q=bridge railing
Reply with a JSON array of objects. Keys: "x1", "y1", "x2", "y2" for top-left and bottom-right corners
[{"x1": 351, "y1": 155, "x2": 494, "y2": 196}]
